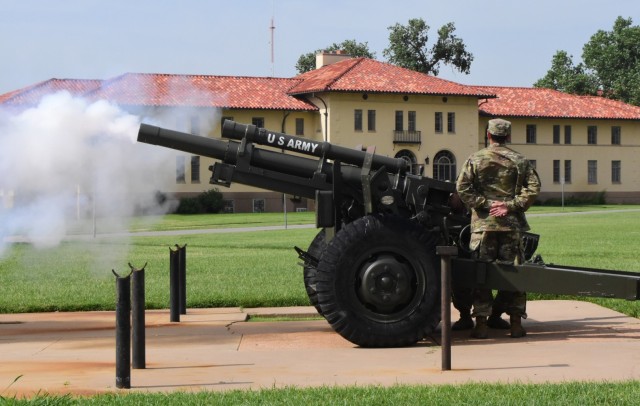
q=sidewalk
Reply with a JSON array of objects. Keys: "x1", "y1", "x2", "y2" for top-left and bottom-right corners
[{"x1": 2, "y1": 300, "x2": 640, "y2": 398}]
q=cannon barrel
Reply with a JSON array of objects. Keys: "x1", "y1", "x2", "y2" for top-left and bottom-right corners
[
  {"x1": 221, "y1": 120, "x2": 408, "y2": 173},
  {"x1": 138, "y1": 123, "x2": 331, "y2": 178},
  {"x1": 137, "y1": 123, "x2": 375, "y2": 196}
]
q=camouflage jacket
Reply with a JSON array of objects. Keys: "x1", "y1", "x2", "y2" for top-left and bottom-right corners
[{"x1": 456, "y1": 144, "x2": 541, "y2": 232}]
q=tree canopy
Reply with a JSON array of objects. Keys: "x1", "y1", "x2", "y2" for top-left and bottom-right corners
[
  {"x1": 294, "y1": 18, "x2": 473, "y2": 76},
  {"x1": 535, "y1": 16, "x2": 640, "y2": 106},
  {"x1": 533, "y1": 51, "x2": 599, "y2": 95},
  {"x1": 295, "y1": 40, "x2": 375, "y2": 74},
  {"x1": 383, "y1": 19, "x2": 473, "y2": 76}
]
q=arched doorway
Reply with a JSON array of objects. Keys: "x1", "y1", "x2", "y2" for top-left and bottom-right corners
[
  {"x1": 432, "y1": 150, "x2": 457, "y2": 181},
  {"x1": 394, "y1": 149, "x2": 421, "y2": 175}
]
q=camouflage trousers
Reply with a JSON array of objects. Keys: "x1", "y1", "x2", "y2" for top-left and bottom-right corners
[{"x1": 467, "y1": 231, "x2": 527, "y2": 318}]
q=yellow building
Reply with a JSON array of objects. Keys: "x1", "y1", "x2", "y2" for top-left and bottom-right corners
[
  {"x1": 476, "y1": 86, "x2": 640, "y2": 203},
  {"x1": 2, "y1": 53, "x2": 640, "y2": 210}
]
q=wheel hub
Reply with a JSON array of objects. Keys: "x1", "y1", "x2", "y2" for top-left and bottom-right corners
[{"x1": 357, "y1": 253, "x2": 415, "y2": 313}]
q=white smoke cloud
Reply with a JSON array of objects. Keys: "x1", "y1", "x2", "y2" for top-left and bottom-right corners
[{"x1": 0, "y1": 91, "x2": 177, "y2": 255}]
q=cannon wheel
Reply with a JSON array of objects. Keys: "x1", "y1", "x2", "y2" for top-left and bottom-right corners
[
  {"x1": 316, "y1": 215, "x2": 441, "y2": 347},
  {"x1": 303, "y1": 229, "x2": 327, "y2": 315}
]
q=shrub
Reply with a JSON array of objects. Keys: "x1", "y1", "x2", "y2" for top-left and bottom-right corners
[
  {"x1": 541, "y1": 191, "x2": 607, "y2": 206},
  {"x1": 198, "y1": 188, "x2": 224, "y2": 213},
  {"x1": 175, "y1": 189, "x2": 224, "y2": 214}
]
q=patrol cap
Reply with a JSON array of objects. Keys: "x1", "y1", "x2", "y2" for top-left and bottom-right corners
[{"x1": 487, "y1": 119, "x2": 511, "y2": 137}]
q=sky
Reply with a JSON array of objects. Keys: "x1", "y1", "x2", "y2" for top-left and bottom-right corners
[{"x1": 1, "y1": 0, "x2": 639, "y2": 95}]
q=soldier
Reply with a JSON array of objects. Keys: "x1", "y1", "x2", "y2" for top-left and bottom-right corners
[{"x1": 455, "y1": 118, "x2": 541, "y2": 339}]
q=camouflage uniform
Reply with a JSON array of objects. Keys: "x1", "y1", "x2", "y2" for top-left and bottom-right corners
[{"x1": 455, "y1": 119, "x2": 541, "y2": 319}]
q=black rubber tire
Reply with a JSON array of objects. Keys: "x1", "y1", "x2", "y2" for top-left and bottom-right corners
[
  {"x1": 303, "y1": 229, "x2": 327, "y2": 315},
  {"x1": 316, "y1": 215, "x2": 441, "y2": 347}
]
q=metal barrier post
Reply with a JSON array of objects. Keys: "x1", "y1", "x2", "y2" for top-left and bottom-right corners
[
  {"x1": 113, "y1": 269, "x2": 132, "y2": 389},
  {"x1": 130, "y1": 262, "x2": 147, "y2": 369},
  {"x1": 436, "y1": 246, "x2": 458, "y2": 371},
  {"x1": 169, "y1": 247, "x2": 180, "y2": 322},
  {"x1": 176, "y1": 244, "x2": 187, "y2": 315}
]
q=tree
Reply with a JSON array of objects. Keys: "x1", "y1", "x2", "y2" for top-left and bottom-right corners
[
  {"x1": 535, "y1": 16, "x2": 640, "y2": 106},
  {"x1": 582, "y1": 16, "x2": 640, "y2": 106},
  {"x1": 383, "y1": 18, "x2": 473, "y2": 76},
  {"x1": 295, "y1": 40, "x2": 375, "y2": 74},
  {"x1": 533, "y1": 50, "x2": 599, "y2": 95}
]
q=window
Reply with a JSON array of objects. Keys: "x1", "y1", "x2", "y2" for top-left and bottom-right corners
[
  {"x1": 432, "y1": 150, "x2": 457, "y2": 181},
  {"x1": 252, "y1": 117, "x2": 265, "y2": 128},
  {"x1": 354, "y1": 109, "x2": 363, "y2": 131},
  {"x1": 447, "y1": 112, "x2": 455, "y2": 133},
  {"x1": 190, "y1": 116, "x2": 200, "y2": 135},
  {"x1": 408, "y1": 111, "x2": 416, "y2": 132},
  {"x1": 253, "y1": 198, "x2": 265, "y2": 213},
  {"x1": 553, "y1": 125, "x2": 560, "y2": 144},
  {"x1": 564, "y1": 125, "x2": 572, "y2": 144},
  {"x1": 612, "y1": 160, "x2": 621, "y2": 183},
  {"x1": 176, "y1": 156, "x2": 186, "y2": 183},
  {"x1": 564, "y1": 160, "x2": 571, "y2": 184},
  {"x1": 553, "y1": 160, "x2": 560, "y2": 183},
  {"x1": 588, "y1": 160, "x2": 598, "y2": 184},
  {"x1": 526, "y1": 124, "x2": 537, "y2": 144},
  {"x1": 435, "y1": 112, "x2": 443, "y2": 133},
  {"x1": 190, "y1": 156, "x2": 200, "y2": 183},
  {"x1": 587, "y1": 126, "x2": 597, "y2": 144},
  {"x1": 295, "y1": 118, "x2": 304, "y2": 136},
  {"x1": 223, "y1": 200, "x2": 235, "y2": 213},
  {"x1": 395, "y1": 111, "x2": 403, "y2": 131},
  {"x1": 367, "y1": 110, "x2": 376, "y2": 131},
  {"x1": 611, "y1": 126, "x2": 621, "y2": 145}
]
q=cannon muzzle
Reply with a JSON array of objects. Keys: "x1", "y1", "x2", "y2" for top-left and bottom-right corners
[{"x1": 138, "y1": 124, "x2": 231, "y2": 162}]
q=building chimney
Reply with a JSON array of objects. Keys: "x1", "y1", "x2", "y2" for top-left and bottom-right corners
[{"x1": 315, "y1": 50, "x2": 353, "y2": 69}]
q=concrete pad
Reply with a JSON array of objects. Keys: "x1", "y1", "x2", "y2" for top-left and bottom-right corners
[{"x1": 1, "y1": 300, "x2": 640, "y2": 398}]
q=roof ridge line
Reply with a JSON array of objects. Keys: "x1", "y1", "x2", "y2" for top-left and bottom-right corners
[
  {"x1": 324, "y1": 57, "x2": 365, "y2": 90},
  {"x1": 0, "y1": 79, "x2": 65, "y2": 104},
  {"x1": 124, "y1": 72, "x2": 298, "y2": 81}
]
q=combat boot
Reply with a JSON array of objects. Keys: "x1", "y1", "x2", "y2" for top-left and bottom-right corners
[
  {"x1": 452, "y1": 311, "x2": 474, "y2": 331},
  {"x1": 470, "y1": 316, "x2": 488, "y2": 339},
  {"x1": 510, "y1": 315, "x2": 526, "y2": 338},
  {"x1": 487, "y1": 310, "x2": 510, "y2": 329}
]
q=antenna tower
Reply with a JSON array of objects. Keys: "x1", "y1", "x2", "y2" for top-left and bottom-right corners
[{"x1": 269, "y1": 14, "x2": 275, "y2": 76}]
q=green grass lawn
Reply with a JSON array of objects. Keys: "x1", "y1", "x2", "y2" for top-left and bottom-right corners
[
  {"x1": 5, "y1": 381, "x2": 640, "y2": 405},
  {"x1": 0, "y1": 228, "x2": 316, "y2": 312},
  {"x1": 68, "y1": 211, "x2": 316, "y2": 234},
  {"x1": 526, "y1": 208, "x2": 640, "y2": 316},
  {"x1": 1, "y1": 207, "x2": 639, "y2": 314}
]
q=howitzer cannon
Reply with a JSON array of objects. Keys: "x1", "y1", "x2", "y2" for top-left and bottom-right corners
[{"x1": 138, "y1": 120, "x2": 640, "y2": 348}]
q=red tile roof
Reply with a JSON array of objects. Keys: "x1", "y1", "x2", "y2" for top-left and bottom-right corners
[
  {"x1": 88, "y1": 73, "x2": 316, "y2": 111},
  {"x1": 2, "y1": 61, "x2": 640, "y2": 121},
  {"x1": 0, "y1": 88, "x2": 22, "y2": 104},
  {"x1": 476, "y1": 86, "x2": 640, "y2": 120},
  {"x1": 289, "y1": 58, "x2": 495, "y2": 98},
  {"x1": 0, "y1": 79, "x2": 103, "y2": 105}
]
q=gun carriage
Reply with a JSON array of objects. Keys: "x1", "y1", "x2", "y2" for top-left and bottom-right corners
[{"x1": 138, "y1": 121, "x2": 640, "y2": 347}]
